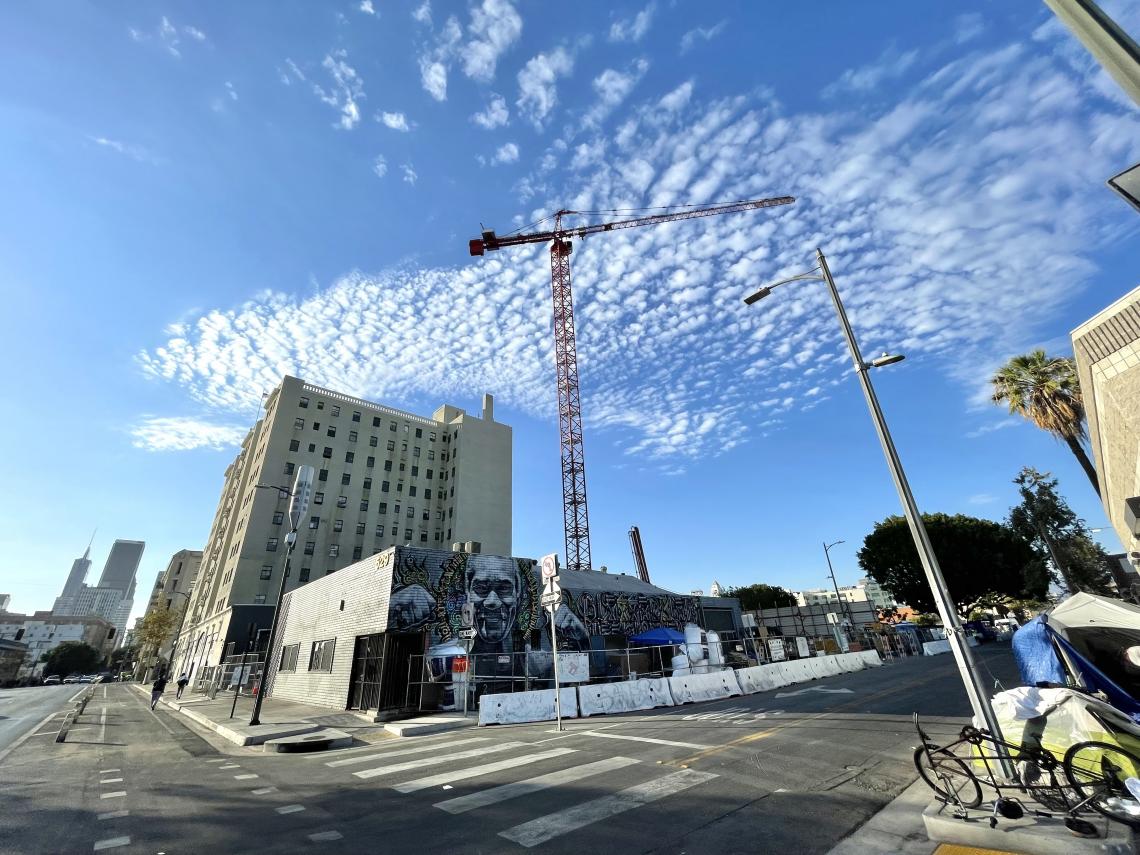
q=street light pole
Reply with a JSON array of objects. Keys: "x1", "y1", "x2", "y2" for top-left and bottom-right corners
[
  {"x1": 249, "y1": 465, "x2": 313, "y2": 727},
  {"x1": 823, "y1": 540, "x2": 853, "y2": 630},
  {"x1": 745, "y1": 248, "x2": 1014, "y2": 778}
]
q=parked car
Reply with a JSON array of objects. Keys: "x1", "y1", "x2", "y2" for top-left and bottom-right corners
[
  {"x1": 62, "y1": 674, "x2": 80, "y2": 684},
  {"x1": 42, "y1": 675, "x2": 61, "y2": 685}
]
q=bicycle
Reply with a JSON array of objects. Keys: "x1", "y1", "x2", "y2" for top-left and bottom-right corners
[{"x1": 913, "y1": 713, "x2": 1140, "y2": 832}]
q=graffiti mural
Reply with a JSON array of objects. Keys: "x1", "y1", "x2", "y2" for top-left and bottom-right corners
[{"x1": 567, "y1": 591, "x2": 700, "y2": 638}]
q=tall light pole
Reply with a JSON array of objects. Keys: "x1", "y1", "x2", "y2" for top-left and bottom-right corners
[
  {"x1": 823, "y1": 540, "x2": 853, "y2": 633},
  {"x1": 249, "y1": 465, "x2": 314, "y2": 727},
  {"x1": 164, "y1": 589, "x2": 193, "y2": 681},
  {"x1": 745, "y1": 248, "x2": 1013, "y2": 777}
]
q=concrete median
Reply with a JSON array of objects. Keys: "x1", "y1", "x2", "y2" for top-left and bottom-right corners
[
  {"x1": 668, "y1": 670, "x2": 742, "y2": 705},
  {"x1": 478, "y1": 687, "x2": 579, "y2": 726},
  {"x1": 577, "y1": 678, "x2": 675, "y2": 717}
]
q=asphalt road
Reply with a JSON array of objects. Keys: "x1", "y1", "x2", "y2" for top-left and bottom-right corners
[
  {"x1": 0, "y1": 645, "x2": 1022, "y2": 855},
  {"x1": 0, "y1": 684, "x2": 85, "y2": 760}
]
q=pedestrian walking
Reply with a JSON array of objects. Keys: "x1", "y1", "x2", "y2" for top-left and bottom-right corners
[
  {"x1": 176, "y1": 673, "x2": 189, "y2": 699},
  {"x1": 150, "y1": 674, "x2": 168, "y2": 710}
]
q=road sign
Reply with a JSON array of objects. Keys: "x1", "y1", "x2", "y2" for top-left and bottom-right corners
[
  {"x1": 540, "y1": 553, "x2": 559, "y2": 581},
  {"x1": 540, "y1": 590, "x2": 562, "y2": 607},
  {"x1": 458, "y1": 628, "x2": 477, "y2": 639}
]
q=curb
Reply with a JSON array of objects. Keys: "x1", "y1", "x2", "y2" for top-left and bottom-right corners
[{"x1": 130, "y1": 683, "x2": 318, "y2": 746}]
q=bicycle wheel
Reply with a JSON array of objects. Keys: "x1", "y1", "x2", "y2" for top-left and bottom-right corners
[
  {"x1": 913, "y1": 747, "x2": 983, "y2": 808},
  {"x1": 1063, "y1": 741, "x2": 1140, "y2": 826}
]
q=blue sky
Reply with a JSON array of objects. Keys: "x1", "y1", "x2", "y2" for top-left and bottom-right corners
[{"x1": 1, "y1": 1, "x2": 1138, "y2": 620}]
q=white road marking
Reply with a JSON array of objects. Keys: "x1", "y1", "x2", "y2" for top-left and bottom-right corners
[
  {"x1": 499, "y1": 769, "x2": 719, "y2": 847},
  {"x1": 436, "y1": 756, "x2": 640, "y2": 814},
  {"x1": 774, "y1": 687, "x2": 854, "y2": 698},
  {"x1": 97, "y1": 810, "x2": 129, "y2": 821},
  {"x1": 68, "y1": 689, "x2": 86, "y2": 704},
  {"x1": 99, "y1": 769, "x2": 121, "y2": 774},
  {"x1": 100, "y1": 778, "x2": 124, "y2": 784},
  {"x1": 578, "y1": 731, "x2": 713, "y2": 750},
  {"x1": 251, "y1": 787, "x2": 278, "y2": 795},
  {"x1": 326, "y1": 737, "x2": 492, "y2": 768},
  {"x1": 353, "y1": 742, "x2": 526, "y2": 780},
  {"x1": 93, "y1": 836, "x2": 130, "y2": 850},
  {"x1": 308, "y1": 831, "x2": 344, "y2": 842},
  {"x1": 100, "y1": 791, "x2": 126, "y2": 800},
  {"x1": 276, "y1": 804, "x2": 305, "y2": 814},
  {"x1": 205, "y1": 759, "x2": 228, "y2": 763},
  {"x1": 394, "y1": 748, "x2": 577, "y2": 794},
  {"x1": 219, "y1": 764, "x2": 240, "y2": 769},
  {"x1": 99, "y1": 707, "x2": 107, "y2": 743},
  {"x1": 234, "y1": 774, "x2": 259, "y2": 780},
  {"x1": 0, "y1": 711, "x2": 59, "y2": 765},
  {"x1": 102, "y1": 686, "x2": 107, "y2": 699},
  {"x1": 304, "y1": 733, "x2": 466, "y2": 759}
]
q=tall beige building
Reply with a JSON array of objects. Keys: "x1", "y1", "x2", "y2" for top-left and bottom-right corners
[
  {"x1": 137, "y1": 549, "x2": 202, "y2": 675},
  {"x1": 174, "y1": 375, "x2": 511, "y2": 679},
  {"x1": 1072, "y1": 285, "x2": 1140, "y2": 565}
]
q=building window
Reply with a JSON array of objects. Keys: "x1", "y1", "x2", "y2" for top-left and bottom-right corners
[
  {"x1": 375, "y1": 524, "x2": 384, "y2": 536},
  {"x1": 308, "y1": 443, "x2": 316, "y2": 453},
  {"x1": 254, "y1": 594, "x2": 267, "y2": 604},
  {"x1": 327, "y1": 426, "x2": 336, "y2": 438},
  {"x1": 353, "y1": 546, "x2": 363, "y2": 560},
  {"x1": 352, "y1": 411, "x2": 361, "y2": 422},
  {"x1": 323, "y1": 447, "x2": 332, "y2": 459},
  {"x1": 299, "y1": 397, "x2": 310, "y2": 409},
  {"x1": 348, "y1": 430, "x2": 358, "y2": 443},
  {"x1": 337, "y1": 496, "x2": 348, "y2": 508},
  {"x1": 272, "y1": 511, "x2": 284, "y2": 525},
  {"x1": 411, "y1": 466, "x2": 419, "y2": 477},
  {"x1": 319, "y1": 468, "x2": 329, "y2": 482},
  {"x1": 420, "y1": 532, "x2": 428, "y2": 543},
  {"x1": 341, "y1": 473, "x2": 351, "y2": 486},
  {"x1": 334, "y1": 519, "x2": 343, "y2": 532},
  {"x1": 382, "y1": 481, "x2": 390, "y2": 492},
  {"x1": 266, "y1": 538, "x2": 279, "y2": 552},
  {"x1": 373, "y1": 416, "x2": 381, "y2": 427},
  {"x1": 403, "y1": 425, "x2": 409, "y2": 434},
  {"x1": 279, "y1": 643, "x2": 300, "y2": 672},
  {"x1": 427, "y1": 450, "x2": 435, "y2": 460},
  {"x1": 404, "y1": 528, "x2": 412, "y2": 540},
  {"x1": 289, "y1": 439, "x2": 300, "y2": 452},
  {"x1": 409, "y1": 486, "x2": 417, "y2": 497},
  {"x1": 391, "y1": 525, "x2": 398, "y2": 536},
  {"x1": 314, "y1": 492, "x2": 324, "y2": 505},
  {"x1": 309, "y1": 516, "x2": 320, "y2": 529},
  {"x1": 387, "y1": 439, "x2": 395, "y2": 451},
  {"x1": 309, "y1": 639, "x2": 336, "y2": 672},
  {"x1": 313, "y1": 422, "x2": 320, "y2": 430},
  {"x1": 355, "y1": 522, "x2": 365, "y2": 535},
  {"x1": 384, "y1": 460, "x2": 393, "y2": 472},
  {"x1": 406, "y1": 506, "x2": 415, "y2": 518},
  {"x1": 369, "y1": 436, "x2": 378, "y2": 447},
  {"x1": 260, "y1": 565, "x2": 273, "y2": 580},
  {"x1": 389, "y1": 422, "x2": 397, "y2": 432},
  {"x1": 366, "y1": 456, "x2": 375, "y2": 468},
  {"x1": 429, "y1": 432, "x2": 436, "y2": 441},
  {"x1": 329, "y1": 544, "x2": 340, "y2": 557},
  {"x1": 425, "y1": 489, "x2": 432, "y2": 500},
  {"x1": 331, "y1": 405, "x2": 341, "y2": 417},
  {"x1": 304, "y1": 541, "x2": 315, "y2": 555},
  {"x1": 394, "y1": 504, "x2": 401, "y2": 515},
  {"x1": 378, "y1": 502, "x2": 388, "y2": 514},
  {"x1": 316, "y1": 400, "x2": 324, "y2": 410},
  {"x1": 294, "y1": 418, "x2": 305, "y2": 429},
  {"x1": 415, "y1": 428, "x2": 423, "y2": 438},
  {"x1": 345, "y1": 451, "x2": 355, "y2": 464},
  {"x1": 422, "y1": 509, "x2": 429, "y2": 521},
  {"x1": 360, "y1": 500, "x2": 369, "y2": 512},
  {"x1": 427, "y1": 469, "x2": 433, "y2": 479},
  {"x1": 397, "y1": 483, "x2": 404, "y2": 494},
  {"x1": 299, "y1": 567, "x2": 311, "y2": 583},
  {"x1": 402, "y1": 443, "x2": 408, "y2": 453},
  {"x1": 363, "y1": 477, "x2": 372, "y2": 490}
]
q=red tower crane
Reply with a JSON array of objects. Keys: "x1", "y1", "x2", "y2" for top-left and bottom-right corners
[{"x1": 469, "y1": 196, "x2": 795, "y2": 573}]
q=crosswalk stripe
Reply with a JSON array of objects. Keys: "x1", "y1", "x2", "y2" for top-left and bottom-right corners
[
  {"x1": 435, "y1": 756, "x2": 640, "y2": 814},
  {"x1": 326, "y1": 737, "x2": 491, "y2": 768},
  {"x1": 354, "y1": 742, "x2": 526, "y2": 780},
  {"x1": 498, "y1": 769, "x2": 718, "y2": 848},
  {"x1": 394, "y1": 747, "x2": 577, "y2": 794}
]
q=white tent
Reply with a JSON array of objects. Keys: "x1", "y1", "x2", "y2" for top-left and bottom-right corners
[{"x1": 1049, "y1": 593, "x2": 1140, "y2": 635}]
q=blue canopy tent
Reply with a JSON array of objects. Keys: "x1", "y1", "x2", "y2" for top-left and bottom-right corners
[{"x1": 629, "y1": 627, "x2": 685, "y2": 646}]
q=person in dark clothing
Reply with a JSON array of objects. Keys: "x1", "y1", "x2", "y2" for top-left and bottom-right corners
[
  {"x1": 151, "y1": 674, "x2": 169, "y2": 710},
  {"x1": 175, "y1": 673, "x2": 190, "y2": 700}
]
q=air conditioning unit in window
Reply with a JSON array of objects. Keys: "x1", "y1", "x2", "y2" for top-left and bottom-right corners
[{"x1": 1125, "y1": 497, "x2": 1140, "y2": 538}]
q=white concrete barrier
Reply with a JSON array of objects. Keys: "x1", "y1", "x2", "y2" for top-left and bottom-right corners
[
  {"x1": 478, "y1": 687, "x2": 579, "y2": 726},
  {"x1": 782, "y1": 659, "x2": 814, "y2": 683},
  {"x1": 816, "y1": 656, "x2": 842, "y2": 677},
  {"x1": 669, "y1": 669, "x2": 742, "y2": 705},
  {"x1": 860, "y1": 650, "x2": 883, "y2": 667},
  {"x1": 735, "y1": 664, "x2": 788, "y2": 694},
  {"x1": 577, "y1": 678, "x2": 674, "y2": 717},
  {"x1": 922, "y1": 640, "x2": 951, "y2": 656},
  {"x1": 837, "y1": 653, "x2": 865, "y2": 673}
]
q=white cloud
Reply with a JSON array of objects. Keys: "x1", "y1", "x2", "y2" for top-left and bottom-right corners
[
  {"x1": 462, "y1": 0, "x2": 523, "y2": 82},
  {"x1": 225, "y1": 81, "x2": 238, "y2": 101},
  {"x1": 955, "y1": 13, "x2": 985, "y2": 44},
  {"x1": 87, "y1": 135, "x2": 160, "y2": 165},
  {"x1": 609, "y1": 3, "x2": 655, "y2": 43},
  {"x1": 401, "y1": 162, "x2": 418, "y2": 185},
  {"x1": 280, "y1": 58, "x2": 306, "y2": 85},
  {"x1": 658, "y1": 80, "x2": 693, "y2": 113},
  {"x1": 968, "y1": 493, "x2": 999, "y2": 505},
  {"x1": 131, "y1": 417, "x2": 247, "y2": 452},
  {"x1": 140, "y1": 25, "x2": 1140, "y2": 467},
  {"x1": 824, "y1": 45, "x2": 918, "y2": 97},
  {"x1": 183, "y1": 25, "x2": 206, "y2": 42},
  {"x1": 378, "y1": 111, "x2": 412, "y2": 131},
  {"x1": 373, "y1": 155, "x2": 388, "y2": 178},
  {"x1": 966, "y1": 419, "x2": 1021, "y2": 439},
  {"x1": 584, "y1": 59, "x2": 649, "y2": 127},
  {"x1": 491, "y1": 142, "x2": 519, "y2": 165},
  {"x1": 359, "y1": 0, "x2": 375, "y2": 14},
  {"x1": 313, "y1": 50, "x2": 365, "y2": 129},
  {"x1": 472, "y1": 94, "x2": 510, "y2": 129},
  {"x1": 128, "y1": 16, "x2": 206, "y2": 58},
  {"x1": 517, "y1": 47, "x2": 575, "y2": 130},
  {"x1": 680, "y1": 20, "x2": 726, "y2": 54},
  {"x1": 412, "y1": 1, "x2": 432, "y2": 25}
]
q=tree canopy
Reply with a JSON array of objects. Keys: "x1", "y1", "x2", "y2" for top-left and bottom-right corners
[
  {"x1": 41, "y1": 641, "x2": 102, "y2": 677},
  {"x1": 725, "y1": 583, "x2": 797, "y2": 611},
  {"x1": 857, "y1": 512, "x2": 1046, "y2": 616},
  {"x1": 135, "y1": 606, "x2": 180, "y2": 655}
]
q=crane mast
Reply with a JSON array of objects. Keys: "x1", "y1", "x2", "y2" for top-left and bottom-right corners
[{"x1": 469, "y1": 196, "x2": 794, "y2": 573}]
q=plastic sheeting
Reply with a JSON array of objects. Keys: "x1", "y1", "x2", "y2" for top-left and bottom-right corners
[{"x1": 1012, "y1": 616, "x2": 1066, "y2": 687}]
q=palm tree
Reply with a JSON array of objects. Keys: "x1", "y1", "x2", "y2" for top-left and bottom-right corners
[{"x1": 991, "y1": 349, "x2": 1100, "y2": 497}]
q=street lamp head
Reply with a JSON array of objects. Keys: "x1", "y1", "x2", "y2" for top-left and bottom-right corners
[
  {"x1": 743, "y1": 286, "x2": 772, "y2": 305},
  {"x1": 869, "y1": 353, "x2": 905, "y2": 368}
]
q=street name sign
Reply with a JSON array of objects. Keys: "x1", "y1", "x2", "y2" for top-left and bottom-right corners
[{"x1": 458, "y1": 628, "x2": 477, "y2": 639}]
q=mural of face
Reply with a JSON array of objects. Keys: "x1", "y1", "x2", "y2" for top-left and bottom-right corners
[{"x1": 466, "y1": 555, "x2": 520, "y2": 644}]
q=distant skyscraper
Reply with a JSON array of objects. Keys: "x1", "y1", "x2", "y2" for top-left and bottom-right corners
[
  {"x1": 60, "y1": 545, "x2": 93, "y2": 599},
  {"x1": 53, "y1": 538, "x2": 145, "y2": 650},
  {"x1": 97, "y1": 540, "x2": 145, "y2": 592}
]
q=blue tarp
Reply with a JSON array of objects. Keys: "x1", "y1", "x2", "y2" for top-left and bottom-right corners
[
  {"x1": 629, "y1": 627, "x2": 685, "y2": 646},
  {"x1": 1012, "y1": 616, "x2": 1065, "y2": 686}
]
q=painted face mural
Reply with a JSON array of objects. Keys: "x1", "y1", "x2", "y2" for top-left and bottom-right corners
[{"x1": 465, "y1": 555, "x2": 519, "y2": 643}]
